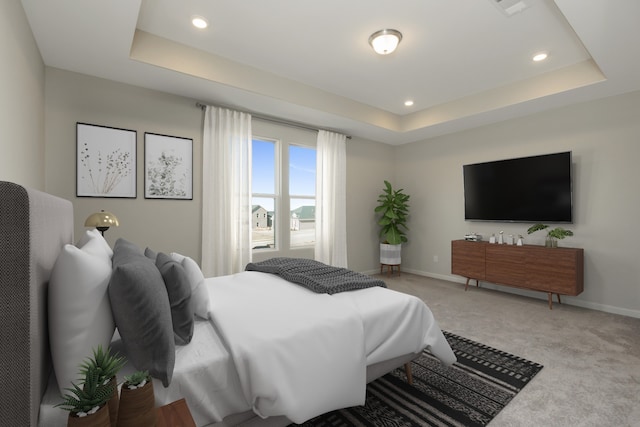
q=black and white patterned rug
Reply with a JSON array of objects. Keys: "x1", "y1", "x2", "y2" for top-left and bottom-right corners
[{"x1": 293, "y1": 331, "x2": 543, "y2": 427}]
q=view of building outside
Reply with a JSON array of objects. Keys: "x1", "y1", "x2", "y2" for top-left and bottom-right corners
[{"x1": 251, "y1": 139, "x2": 316, "y2": 250}]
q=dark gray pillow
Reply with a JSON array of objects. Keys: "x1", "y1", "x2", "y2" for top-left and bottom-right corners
[
  {"x1": 156, "y1": 252, "x2": 194, "y2": 345},
  {"x1": 144, "y1": 246, "x2": 157, "y2": 260},
  {"x1": 108, "y1": 238, "x2": 175, "y2": 387},
  {"x1": 111, "y1": 237, "x2": 142, "y2": 265}
]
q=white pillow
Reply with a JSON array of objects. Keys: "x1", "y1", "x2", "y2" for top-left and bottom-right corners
[
  {"x1": 49, "y1": 238, "x2": 115, "y2": 395},
  {"x1": 170, "y1": 253, "x2": 210, "y2": 319},
  {"x1": 76, "y1": 229, "x2": 113, "y2": 258}
]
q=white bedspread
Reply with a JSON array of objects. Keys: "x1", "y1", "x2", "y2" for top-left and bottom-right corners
[
  {"x1": 207, "y1": 271, "x2": 367, "y2": 423},
  {"x1": 332, "y1": 286, "x2": 456, "y2": 366},
  {"x1": 205, "y1": 271, "x2": 456, "y2": 424}
]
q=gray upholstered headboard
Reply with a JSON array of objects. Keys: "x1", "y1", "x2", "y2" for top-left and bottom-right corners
[{"x1": 0, "y1": 181, "x2": 73, "y2": 426}]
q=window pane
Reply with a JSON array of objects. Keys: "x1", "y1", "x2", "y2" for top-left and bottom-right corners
[
  {"x1": 252, "y1": 197, "x2": 275, "y2": 250},
  {"x1": 290, "y1": 198, "x2": 315, "y2": 247},
  {"x1": 252, "y1": 139, "x2": 275, "y2": 194},
  {"x1": 289, "y1": 145, "x2": 316, "y2": 196},
  {"x1": 252, "y1": 138, "x2": 276, "y2": 252}
]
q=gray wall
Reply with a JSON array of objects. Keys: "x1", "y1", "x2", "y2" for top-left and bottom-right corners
[
  {"x1": 346, "y1": 137, "x2": 395, "y2": 273},
  {"x1": 43, "y1": 68, "x2": 390, "y2": 273},
  {"x1": 0, "y1": 0, "x2": 45, "y2": 189},
  {"x1": 45, "y1": 68, "x2": 203, "y2": 259},
  {"x1": 395, "y1": 90, "x2": 640, "y2": 317}
]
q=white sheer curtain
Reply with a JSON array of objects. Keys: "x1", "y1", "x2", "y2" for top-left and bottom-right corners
[
  {"x1": 201, "y1": 106, "x2": 252, "y2": 277},
  {"x1": 315, "y1": 130, "x2": 348, "y2": 267}
]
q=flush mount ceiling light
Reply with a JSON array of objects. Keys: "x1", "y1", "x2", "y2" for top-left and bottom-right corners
[
  {"x1": 368, "y1": 29, "x2": 402, "y2": 55},
  {"x1": 191, "y1": 15, "x2": 208, "y2": 29}
]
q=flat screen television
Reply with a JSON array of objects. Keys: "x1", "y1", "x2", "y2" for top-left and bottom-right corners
[{"x1": 463, "y1": 151, "x2": 573, "y2": 223}]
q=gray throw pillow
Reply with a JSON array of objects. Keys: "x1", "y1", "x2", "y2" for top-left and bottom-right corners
[
  {"x1": 144, "y1": 246, "x2": 157, "y2": 260},
  {"x1": 156, "y1": 252, "x2": 194, "y2": 345},
  {"x1": 108, "y1": 238, "x2": 175, "y2": 387}
]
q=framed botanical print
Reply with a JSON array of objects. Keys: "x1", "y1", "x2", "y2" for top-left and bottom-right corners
[
  {"x1": 76, "y1": 123, "x2": 137, "y2": 198},
  {"x1": 144, "y1": 132, "x2": 193, "y2": 200}
]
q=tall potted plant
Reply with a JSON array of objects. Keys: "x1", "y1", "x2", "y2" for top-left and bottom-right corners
[{"x1": 375, "y1": 180, "x2": 410, "y2": 265}]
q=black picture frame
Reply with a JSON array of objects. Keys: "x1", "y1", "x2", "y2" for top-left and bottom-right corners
[
  {"x1": 144, "y1": 132, "x2": 193, "y2": 200},
  {"x1": 76, "y1": 122, "x2": 137, "y2": 198}
]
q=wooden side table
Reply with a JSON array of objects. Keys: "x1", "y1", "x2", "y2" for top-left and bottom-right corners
[{"x1": 156, "y1": 398, "x2": 196, "y2": 427}]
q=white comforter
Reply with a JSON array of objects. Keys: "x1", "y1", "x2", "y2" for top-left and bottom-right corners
[
  {"x1": 208, "y1": 271, "x2": 366, "y2": 423},
  {"x1": 207, "y1": 271, "x2": 455, "y2": 424},
  {"x1": 332, "y1": 285, "x2": 456, "y2": 366}
]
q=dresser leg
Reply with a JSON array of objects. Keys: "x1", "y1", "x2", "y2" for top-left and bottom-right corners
[
  {"x1": 464, "y1": 278, "x2": 480, "y2": 291},
  {"x1": 556, "y1": 294, "x2": 562, "y2": 305},
  {"x1": 548, "y1": 293, "x2": 553, "y2": 310}
]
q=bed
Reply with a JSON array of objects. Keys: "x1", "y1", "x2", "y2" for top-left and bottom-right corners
[{"x1": 0, "y1": 181, "x2": 455, "y2": 427}]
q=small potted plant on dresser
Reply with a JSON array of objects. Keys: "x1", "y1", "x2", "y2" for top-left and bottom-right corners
[
  {"x1": 117, "y1": 370, "x2": 156, "y2": 427},
  {"x1": 375, "y1": 180, "x2": 410, "y2": 270},
  {"x1": 56, "y1": 364, "x2": 115, "y2": 427},
  {"x1": 527, "y1": 223, "x2": 574, "y2": 248}
]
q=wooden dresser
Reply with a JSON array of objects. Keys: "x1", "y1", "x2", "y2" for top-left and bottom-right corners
[{"x1": 451, "y1": 239, "x2": 584, "y2": 309}]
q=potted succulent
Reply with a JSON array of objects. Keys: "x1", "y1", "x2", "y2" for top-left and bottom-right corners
[
  {"x1": 375, "y1": 180, "x2": 410, "y2": 265},
  {"x1": 116, "y1": 370, "x2": 156, "y2": 427},
  {"x1": 527, "y1": 223, "x2": 574, "y2": 248},
  {"x1": 79, "y1": 346, "x2": 126, "y2": 427},
  {"x1": 56, "y1": 364, "x2": 114, "y2": 427}
]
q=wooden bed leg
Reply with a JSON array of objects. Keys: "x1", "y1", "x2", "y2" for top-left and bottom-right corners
[
  {"x1": 404, "y1": 363, "x2": 413, "y2": 385},
  {"x1": 548, "y1": 293, "x2": 553, "y2": 310},
  {"x1": 556, "y1": 293, "x2": 562, "y2": 305}
]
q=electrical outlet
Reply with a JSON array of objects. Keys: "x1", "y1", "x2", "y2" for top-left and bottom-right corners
[{"x1": 433, "y1": 255, "x2": 439, "y2": 263}]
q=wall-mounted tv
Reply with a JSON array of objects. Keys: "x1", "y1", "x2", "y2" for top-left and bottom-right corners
[{"x1": 463, "y1": 151, "x2": 573, "y2": 223}]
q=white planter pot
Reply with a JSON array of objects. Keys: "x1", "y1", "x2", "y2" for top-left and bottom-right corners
[{"x1": 380, "y1": 243, "x2": 402, "y2": 265}]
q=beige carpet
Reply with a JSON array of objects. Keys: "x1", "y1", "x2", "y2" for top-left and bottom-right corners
[{"x1": 380, "y1": 273, "x2": 640, "y2": 427}]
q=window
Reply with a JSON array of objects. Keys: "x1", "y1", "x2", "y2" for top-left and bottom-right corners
[{"x1": 251, "y1": 121, "x2": 316, "y2": 259}]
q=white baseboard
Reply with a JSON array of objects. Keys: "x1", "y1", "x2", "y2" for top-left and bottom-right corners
[{"x1": 385, "y1": 268, "x2": 640, "y2": 320}]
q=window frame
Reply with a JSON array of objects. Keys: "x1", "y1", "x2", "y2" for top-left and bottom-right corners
[{"x1": 251, "y1": 120, "x2": 316, "y2": 261}]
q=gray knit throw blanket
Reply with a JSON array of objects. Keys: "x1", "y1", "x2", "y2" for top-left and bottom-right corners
[{"x1": 245, "y1": 257, "x2": 387, "y2": 294}]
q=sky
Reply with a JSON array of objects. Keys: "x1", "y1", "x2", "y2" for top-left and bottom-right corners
[{"x1": 252, "y1": 139, "x2": 316, "y2": 211}]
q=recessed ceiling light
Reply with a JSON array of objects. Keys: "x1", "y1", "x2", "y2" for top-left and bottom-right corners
[
  {"x1": 533, "y1": 52, "x2": 548, "y2": 62},
  {"x1": 404, "y1": 100, "x2": 414, "y2": 107},
  {"x1": 191, "y1": 15, "x2": 208, "y2": 29}
]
